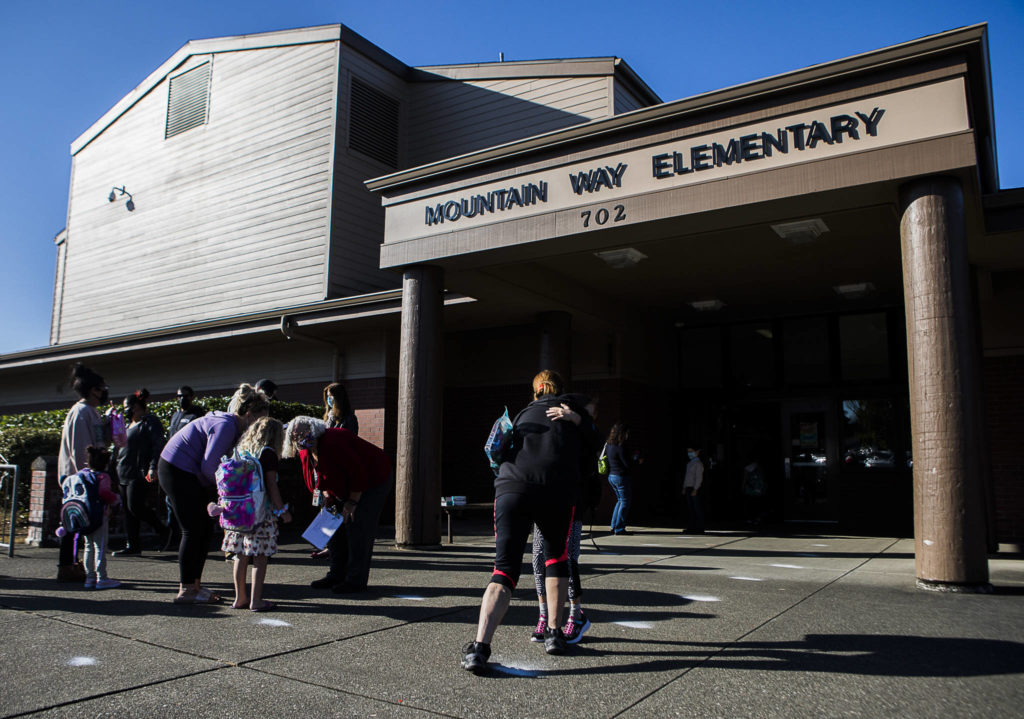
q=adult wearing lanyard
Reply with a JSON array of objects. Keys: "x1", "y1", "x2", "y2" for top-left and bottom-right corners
[
  {"x1": 284, "y1": 416, "x2": 392, "y2": 594},
  {"x1": 158, "y1": 383, "x2": 270, "y2": 604}
]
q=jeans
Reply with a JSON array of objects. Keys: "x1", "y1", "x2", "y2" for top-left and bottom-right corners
[
  {"x1": 608, "y1": 474, "x2": 631, "y2": 533},
  {"x1": 83, "y1": 519, "x2": 110, "y2": 580}
]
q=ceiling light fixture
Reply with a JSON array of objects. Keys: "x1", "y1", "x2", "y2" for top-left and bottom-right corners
[
  {"x1": 771, "y1": 218, "x2": 828, "y2": 244},
  {"x1": 107, "y1": 186, "x2": 135, "y2": 212},
  {"x1": 833, "y1": 282, "x2": 875, "y2": 299},
  {"x1": 690, "y1": 299, "x2": 725, "y2": 311},
  {"x1": 594, "y1": 247, "x2": 647, "y2": 269}
]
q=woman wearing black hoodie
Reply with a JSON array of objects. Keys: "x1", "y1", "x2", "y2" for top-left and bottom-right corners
[{"x1": 461, "y1": 370, "x2": 599, "y2": 674}]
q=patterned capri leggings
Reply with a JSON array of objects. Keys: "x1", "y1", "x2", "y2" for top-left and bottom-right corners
[{"x1": 532, "y1": 518, "x2": 583, "y2": 601}]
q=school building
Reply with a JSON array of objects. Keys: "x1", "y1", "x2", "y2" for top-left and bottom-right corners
[{"x1": 1, "y1": 23, "x2": 1021, "y2": 589}]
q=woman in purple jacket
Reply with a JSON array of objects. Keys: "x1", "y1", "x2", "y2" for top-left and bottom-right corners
[{"x1": 158, "y1": 383, "x2": 270, "y2": 604}]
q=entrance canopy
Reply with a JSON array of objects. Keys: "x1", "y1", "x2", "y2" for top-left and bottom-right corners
[{"x1": 368, "y1": 25, "x2": 995, "y2": 331}]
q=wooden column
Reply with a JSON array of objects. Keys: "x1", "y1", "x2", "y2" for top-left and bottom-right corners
[
  {"x1": 395, "y1": 265, "x2": 444, "y2": 548},
  {"x1": 899, "y1": 177, "x2": 989, "y2": 590},
  {"x1": 538, "y1": 311, "x2": 572, "y2": 381}
]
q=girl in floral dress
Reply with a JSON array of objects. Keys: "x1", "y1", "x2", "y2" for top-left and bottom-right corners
[{"x1": 222, "y1": 417, "x2": 292, "y2": 611}]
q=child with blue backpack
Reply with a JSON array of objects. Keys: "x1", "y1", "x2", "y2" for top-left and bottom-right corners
[
  {"x1": 56, "y1": 445, "x2": 122, "y2": 589},
  {"x1": 208, "y1": 417, "x2": 291, "y2": 611}
]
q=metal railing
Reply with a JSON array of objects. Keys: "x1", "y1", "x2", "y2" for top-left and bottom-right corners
[{"x1": 0, "y1": 464, "x2": 19, "y2": 557}]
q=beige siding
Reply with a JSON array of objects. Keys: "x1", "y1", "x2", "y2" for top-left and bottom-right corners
[
  {"x1": 408, "y1": 76, "x2": 612, "y2": 166},
  {"x1": 614, "y1": 80, "x2": 647, "y2": 114},
  {"x1": 50, "y1": 233, "x2": 68, "y2": 344},
  {"x1": 57, "y1": 42, "x2": 339, "y2": 344},
  {"x1": 326, "y1": 44, "x2": 408, "y2": 298}
]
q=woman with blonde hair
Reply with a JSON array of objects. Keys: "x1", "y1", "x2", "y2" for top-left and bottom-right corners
[
  {"x1": 218, "y1": 416, "x2": 291, "y2": 611},
  {"x1": 158, "y1": 383, "x2": 270, "y2": 604},
  {"x1": 323, "y1": 382, "x2": 358, "y2": 434}
]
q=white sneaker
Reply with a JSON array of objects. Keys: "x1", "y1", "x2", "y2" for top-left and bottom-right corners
[{"x1": 95, "y1": 578, "x2": 121, "y2": 590}]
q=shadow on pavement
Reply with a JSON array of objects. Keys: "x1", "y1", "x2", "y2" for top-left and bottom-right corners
[{"x1": 482, "y1": 633, "x2": 1024, "y2": 678}]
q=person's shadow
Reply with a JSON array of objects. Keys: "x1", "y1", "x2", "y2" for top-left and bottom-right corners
[{"x1": 484, "y1": 633, "x2": 1024, "y2": 678}]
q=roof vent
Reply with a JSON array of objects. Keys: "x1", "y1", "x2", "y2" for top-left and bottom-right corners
[
  {"x1": 349, "y1": 77, "x2": 399, "y2": 168},
  {"x1": 165, "y1": 62, "x2": 211, "y2": 139}
]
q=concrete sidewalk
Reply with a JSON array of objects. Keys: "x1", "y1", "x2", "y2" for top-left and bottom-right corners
[{"x1": 1, "y1": 527, "x2": 1022, "y2": 718}]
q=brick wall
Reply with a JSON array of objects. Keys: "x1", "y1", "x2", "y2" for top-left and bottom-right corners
[
  {"x1": 256, "y1": 377, "x2": 398, "y2": 455},
  {"x1": 27, "y1": 456, "x2": 59, "y2": 547},
  {"x1": 984, "y1": 355, "x2": 1024, "y2": 543}
]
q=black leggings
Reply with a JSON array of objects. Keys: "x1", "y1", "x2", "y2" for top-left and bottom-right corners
[
  {"x1": 491, "y1": 491, "x2": 573, "y2": 590},
  {"x1": 119, "y1": 477, "x2": 166, "y2": 547},
  {"x1": 157, "y1": 459, "x2": 214, "y2": 585}
]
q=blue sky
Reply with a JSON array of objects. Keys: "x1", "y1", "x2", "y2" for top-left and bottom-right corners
[{"x1": 1, "y1": 0, "x2": 1021, "y2": 355}]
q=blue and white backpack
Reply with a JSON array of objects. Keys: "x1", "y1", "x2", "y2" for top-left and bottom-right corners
[
  {"x1": 484, "y1": 407, "x2": 513, "y2": 476},
  {"x1": 59, "y1": 469, "x2": 104, "y2": 535}
]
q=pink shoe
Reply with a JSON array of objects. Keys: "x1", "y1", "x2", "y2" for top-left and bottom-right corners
[
  {"x1": 530, "y1": 615, "x2": 547, "y2": 642},
  {"x1": 563, "y1": 611, "x2": 591, "y2": 644}
]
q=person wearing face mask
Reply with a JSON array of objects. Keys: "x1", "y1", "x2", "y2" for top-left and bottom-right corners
[
  {"x1": 683, "y1": 447, "x2": 705, "y2": 535},
  {"x1": 158, "y1": 383, "x2": 270, "y2": 604},
  {"x1": 113, "y1": 389, "x2": 168, "y2": 556},
  {"x1": 283, "y1": 416, "x2": 392, "y2": 594},
  {"x1": 606, "y1": 423, "x2": 639, "y2": 535},
  {"x1": 57, "y1": 363, "x2": 113, "y2": 581},
  {"x1": 322, "y1": 382, "x2": 358, "y2": 434},
  {"x1": 168, "y1": 386, "x2": 207, "y2": 438}
]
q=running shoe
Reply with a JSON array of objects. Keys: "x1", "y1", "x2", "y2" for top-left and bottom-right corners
[
  {"x1": 530, "y1": 614, "x2": 547, "y2": 642},
  {"x1": 83, "y1": 576, "x2": 96, "y2": 590},
  {"x1": 563, "y1": 611, "x2": 591, "y2": 644},
  {"x1": 461, "y1": 641, "x2": 491, "y2": 674},
  {"x1": 544, "y1": 626, "x2": 567, "y2": 655},
  {"x1": 95, "y1": 578, "x2": 121, "y2": 590}
]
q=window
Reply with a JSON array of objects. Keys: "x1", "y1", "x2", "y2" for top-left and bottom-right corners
[
  {"x1": 783, "y1": 316, "x2": 830, "y2": 385},
  {"x1": 680, "y1": 327, "x2": 723, "y2": 388},
  {"x1": 165, "y1": 62, "x2": 211, "y2": 139},
  {"x1": 839, "y1": 312, "x2": 889, "y2": 380},
  {"x1": 348, "y1": 77, "x2": 399, "y2": 168},
  {"x1": 731, "y1": 323, "x2": 775, "y2": 388},
  {"x1": 841, "y1": 398, "x2": 911, "y2": 473}
]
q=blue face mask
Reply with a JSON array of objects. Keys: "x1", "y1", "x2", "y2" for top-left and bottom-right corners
[
  {"x1": 326, "y1": 396, "x2": 334, "y2": 409},
  {"x1": 687, "y1": 451, "x2": 697, "y2": 460},
  {"x1": 297, "y1": 433, "x2": 316, "y2": 450}
]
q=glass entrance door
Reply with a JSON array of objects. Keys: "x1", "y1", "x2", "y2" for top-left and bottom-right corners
[{"x1": 782, "y1": 400, "x2": 839, "y2": 522}]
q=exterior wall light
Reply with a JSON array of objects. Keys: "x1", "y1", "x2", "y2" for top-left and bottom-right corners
[
  {"x1": 690, "y1": 299, "x2": 725, "y2": 311},
  {"x1": 108, "y1": 186, "x2": 135, "y2": 212},
  {"x1": 594, "y1": 247, "x2": 647, "y2": 268},
  {"x1": 833, "y1": 282, "x2": 875, "y2": 299},
  {"x1": 771, "y1": 218, "x2": 828, "y2": 244}
]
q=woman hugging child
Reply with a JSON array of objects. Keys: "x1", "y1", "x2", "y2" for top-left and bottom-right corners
[{"x1": 215, "y1": 416, "x2": 292, "y2": 611}]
